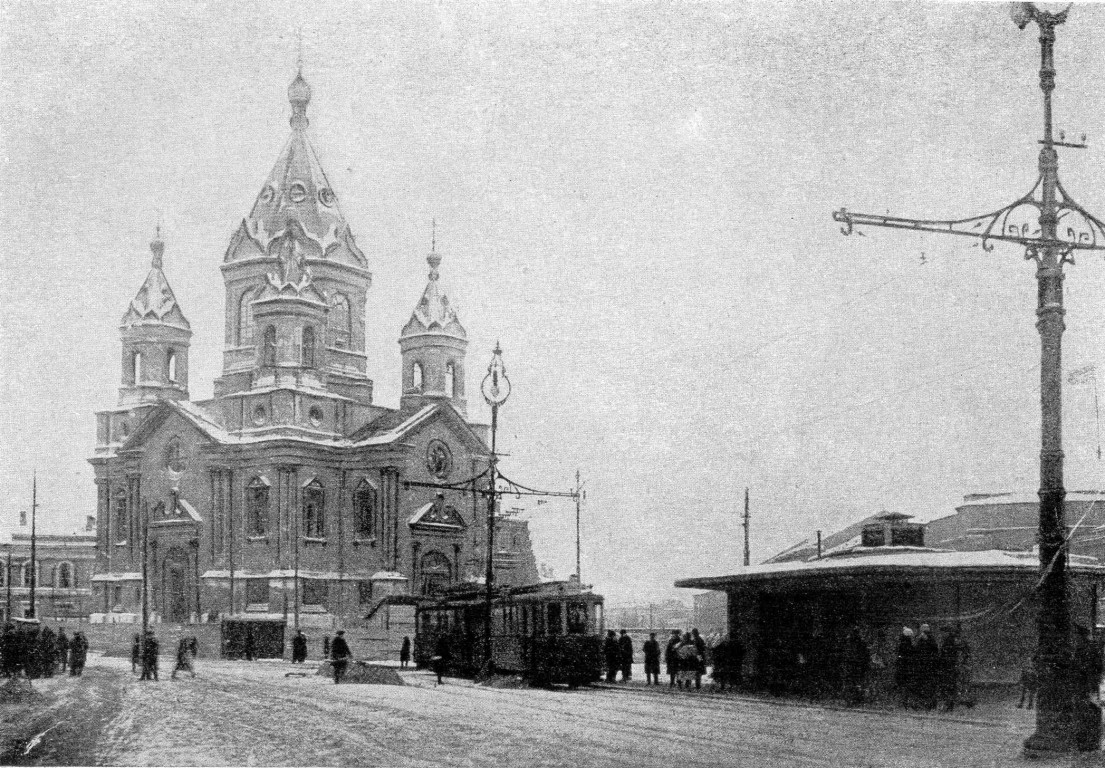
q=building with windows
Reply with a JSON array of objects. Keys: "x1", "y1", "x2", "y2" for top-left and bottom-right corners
[
  {"x1": 0, "y1": 531, "x2": 96, "y2": 622},
  {"x1": 88, "y1": 70, "x2": 536, "y2": 643}
]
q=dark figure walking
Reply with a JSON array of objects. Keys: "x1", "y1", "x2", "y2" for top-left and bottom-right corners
[
  {"x1": 602, "y1": 630, "x2": 619, "y2": 683},
  {"x1": 68, "y1": 632, "x2": 88, "y2": 677},
  {"x1": 937, "y1": 627, "x2": 960, "y2": 712},
  {"x1": 131, "y1": 634, "x2": 141, "y2": 674},
  {"x1": 291, "y1": 630, "x2": 308, "y2": 664},
  {"x1": 665, "y1": 630, "x2": 681, "y2": 687},
  {"x1": 643, "y1": 633, "x2": 661, "y2": 685},
  {"x1": 140, "y1": 631, "x2": 160, "y2": 681},
  {"x1": 432, "y1": 634, "x2": 450, "y2": 685},
  {"x1": 913, "y1": 624, "x2": 939, "y2": 710},
  {"x1": 841, "y1": 627, "x2": 870, "y2": 706},
  {"x1": 618, "y1": 630, "x2": 634, "y2": 682},
  {"x1": 691, "y1": 628, "x2": 707, "y2": 690},
  {"x1": 399, "y1": 636, "x2": 411, "y2": 669},
  {"x1": 330, "y1": 630, "x2": 351, "y2": 684},
  {"x1": 895, "y1": 627, "x2": 915, "y2": 707},
  {"x1": 1017, "y1": 655, "x2": 1038, "y2": 709},
  {"x1": 171, "y1": 636, "x2": 197, "y2": 679},
  {"x1": 56, "y1": 629, "x2": 69, "y2": 673}
]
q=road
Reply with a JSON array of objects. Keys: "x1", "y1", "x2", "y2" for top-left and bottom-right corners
[{"x1": 2, "y1": 656, "x2": 1100, "y2": 767}]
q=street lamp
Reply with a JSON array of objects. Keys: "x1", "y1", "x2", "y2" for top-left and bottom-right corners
[
  {"x1": 480, "y1": 342, "x2": 511, "y2": 671},
  {"x1": 832, "y1": 3, "x2": 1105, "y2": 755}
]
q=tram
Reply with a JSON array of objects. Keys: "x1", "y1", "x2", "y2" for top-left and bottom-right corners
[{"x1": 415, "y1": 579, "x2": 605, "y2": 686}]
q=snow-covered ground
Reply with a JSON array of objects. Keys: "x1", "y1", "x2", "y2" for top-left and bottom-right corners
[{"x1": 2, "y1": 656, "x2": 1096, "y2": 767}]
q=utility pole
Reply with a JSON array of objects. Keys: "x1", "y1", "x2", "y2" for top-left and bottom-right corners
[
  {"x1": 481, "y1": 343, "x2": 511, "y2": 672},
  {"x1": 575, "y1": 469, "x2": 583, "y2": 582},
  {"x1": 833, "y1": 4, "x2": 1105, "y2": 754},
  {"x1": 742, "y1": 488, "x2": 750, "y2": 567},
  {"x1": 140, "y1": 500, "x2": 149, "y2": 661},
  {"x1": 4, "y1": 554, "x2": 11, "y2": 621},
  {"x1": 28, "y1": 472, "x2": 38, "y2": 619}
]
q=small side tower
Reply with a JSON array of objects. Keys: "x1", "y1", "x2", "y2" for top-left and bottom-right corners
[
  {"x1": 118, "y1": 230, "x2": 192, "y2": 408},
  {"x1": 399, "y1": 238, "x2": 467, "y2": 415}
]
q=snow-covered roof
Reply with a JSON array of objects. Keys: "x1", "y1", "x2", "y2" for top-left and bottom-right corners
[
  {"x1": 959, "y1": 490, "x2": 1105, "y2": 508},
  {"x1": 675, "y1": 547, "x2": 1105, "y2": 590}
]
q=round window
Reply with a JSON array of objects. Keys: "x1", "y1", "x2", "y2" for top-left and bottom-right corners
[
  {"x1": 288, "y1": 182, "x2": 308, "y2": 203},
  {"x1": 318, "y1": 188, "x2": 336, "y2": 207},
  {"x1": 308, "y1": 406, "x2": 324, "y2": 427},
  {"x1": 252, "y1": 404, "x2": 268, "y2": 426},
  {"x1": 259, "y1": 185, "x2": 275, "y2": 204}
]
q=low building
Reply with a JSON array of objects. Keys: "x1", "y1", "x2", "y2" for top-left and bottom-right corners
[
  {"x1": 0, "y1": 531, "x2": 97, "y2": 622},
  {"x1": 676, "y1": 515, "x2": 1105, "y2": 693}
]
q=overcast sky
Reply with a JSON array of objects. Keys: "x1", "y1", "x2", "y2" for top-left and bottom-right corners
[{"x1": 2, "y1": 1, "x2": 1105, "y2": 607}]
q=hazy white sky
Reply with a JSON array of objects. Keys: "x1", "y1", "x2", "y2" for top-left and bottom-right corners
[{"x1": 2, "y1": 1, "x2": 1105, "y2": 606}]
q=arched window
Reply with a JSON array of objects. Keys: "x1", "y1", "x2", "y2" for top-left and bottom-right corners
[
  {"x1": 329, "y1": 294, "x2": 351, "y2": 349},
  {"x1": 445, "y1": 362, "x2": 456, "y2": 398},
  {"x1": 167, "y1": 349, "x2": 178, "y2": 382},
  {"x1": 354, "y1": 480, "x2": 376, "y2": 538},
  {"x1": 165, "y1": 438, "x2": 184, "y2": 472},
  {"x1": 21, "y1": 560, "x2": 38, "y2": 588},
  {"x1": 262, "y1": 326, "x2": 277, "y2": 366},
  {"x1": 113, "y1": 489, "x2": 128, "y2": 542},
  {"x1": 302, "y1": 326, "x2": 316, "y2": 368},
  {"x1": 303, "y1": 479, "x2": 325, "y2": 538},
  {"x1": 247, "y1": 477, "x2": 269, "y2": 536},
  {"x1": 237, "y1": 289, "x2": 256, "y2": 347},
  {"x1": 131, "y1": 351, "x2": 143, "y2": 384},
  {"x1": 412, "y1": 362, "x2": 424, "y2": 392},
  {"x1": 55, "y1": 561, "x2": 74, "y2": 589}
]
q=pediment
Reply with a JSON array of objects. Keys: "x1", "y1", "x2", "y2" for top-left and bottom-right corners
[{"x1": 409, "y1": 497, "x2": 467, "y2": 533}]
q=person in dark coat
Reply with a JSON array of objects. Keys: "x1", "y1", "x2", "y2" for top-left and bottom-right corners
[
  {"x1": 643, "y1": 633, "x2": 661, "y2": 685},
  {"x1": 841, "y1": 627, "x2": 870, "y2": 706},
  {"x1": 399, "y1": 636, "x2": 411, "y2": 669},
  {"x1": 68, "y1": 632, "x2": 88, "y2": 677},
  {"x1": 140, "y1": 630, "x2": 160, "y2": 681},
  {"x1": 691, "y1": 628, "x2": 707, "y2": 690},
  {"x1": 431, "y1": 634, "x2": 450, "y2": 685},
  {"x1": 895, "y1": 627, "x2": 915, "y2": 707},
  {"x1": 602, "y1": 631, "x2": 619, "y2": 683},
  {"x1": 618, "y1": 630, "x2": 634, "y2": 682},
  {"x1": 131, "y1": 634, "x2": 141, "y2": 674},
  {"x1": 56, "y1": 629, "x2": 69, "y2": 673},
  {"x1": 171, "y1": 636, "x2": 197, "y2": 679},
  {"x1": 330, "y1": 630, "x2": 352, "y2": 684},
  {"x1": 937, "y1": 627, "x2": 961, "y2": 711},
  {"x1": 38, "y1": 626, "x2": 57, "y2": 678},
  {"x1": 291, "y1": 630, "x2": 308, "y2": 664},
  {"x1": 664, "y1": 629, "x2": 681, "y2": 687},
  {"x1": 913, "y1": 623, "x2": 939, "y2": 710}
]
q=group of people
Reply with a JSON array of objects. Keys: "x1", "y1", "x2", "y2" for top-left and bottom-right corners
[
  {"x1": 894, "y1": 623, "x2": 970, "y2": 711},
  {"x1": 0, "y1": 622, "x2": 89, "y2": 679},
  {"x1": 603, "y1": 628, "x2": 725, "y2": 691},
  {"x1": 602, "y1": 629, "x2": 636, "y2": 682},
  {"x1": 129, "y1": 631, "x2": 198, "y2": 681}
]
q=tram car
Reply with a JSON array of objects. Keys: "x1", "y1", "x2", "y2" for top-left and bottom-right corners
[{"x1": 415, "y1": 579, "x2": 605, "y2": 686}]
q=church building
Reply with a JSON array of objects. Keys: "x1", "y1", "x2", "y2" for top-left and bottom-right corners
[{"x1": 88, "y1": 70, "x2": 535, "y2": 636}]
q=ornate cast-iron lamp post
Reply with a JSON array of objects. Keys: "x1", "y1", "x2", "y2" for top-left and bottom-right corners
[
  {"x1": 480, "y1": 343, "x2": 511, "y2": 670},
  {"x1": 833, "y1": 3, "x2": 1105, "y2": 754}
]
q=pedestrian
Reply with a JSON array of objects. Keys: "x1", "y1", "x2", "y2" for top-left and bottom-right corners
[
  {"x1": 399, "y1": 636, "x2": 411, "y2": 669},
  {"x1": 171, "y1": 636, "x2": 197, "y2": 680},
  {"x1": 68, "y1": 632, "x2": 88, "y2": 677},
  {"x1": 841, "y1": 627, "x2": 870, "y2": 706},
  {"x1": 643, "y1": 633, "x2": 661, "y2": 685},
  {"x1": 131, "y1": 633, "x2": 141, "y2": 674},
  {"x1": 330, "y1": 629, "x2": 351, "y2": 684},
  {"x1": 602, "y1": 630, "x2": 619, "y2": 683},
  {"x1": 140, "y1": 630, "x2": 160, "y2": 681},
  {"x1": 291, "y1": 630, "x2": 308, "y2": 664},
  {"x1": 691, "y1": 628, "x2": 707, "y2": 690},
  {"x1": 913, "y1": 623, "x2": 939, "y2": 710},
  {"x1": 676, "y1": 633, "x2": 699, "y2": 690},
  {"x1": 1017, "y1": 654, "x2": 1038, "y2": 709},
  {"x1": 56, "y1": 629, "x2": 69, "y2": 673},
  {"x1": 39, "y1": 625, "x2": 57, "y2": 678},
  {"x1": 431, "y1": 634, "x2": 450, "y2": 686},
  {"x1": 895, "y1": 626, "x2": 915, "y2": 707},
  {"x1": 937, "y1": 627, "x2": 960, "y2": 712},
  {"x1": 618, "y1": 630, "x2": 634, "y2": 682},
  {"x1": 664, "y1": 629, "x2": 681, "y2": 687},
  {"x1": 711, "y1": 636, "x2": 732, "y2": 691}
]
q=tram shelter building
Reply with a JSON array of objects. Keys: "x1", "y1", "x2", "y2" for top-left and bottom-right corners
[{"x1": 676, "y1": 515, "x2": 1105, "y2": 693}]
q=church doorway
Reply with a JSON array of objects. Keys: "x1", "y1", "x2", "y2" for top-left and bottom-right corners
[
  {"x1": 420, "y1": 551, "x2": 452, "y2": 595},
  {"x1": 163, "y1": 547, "x2": 191, "y2": 623}
]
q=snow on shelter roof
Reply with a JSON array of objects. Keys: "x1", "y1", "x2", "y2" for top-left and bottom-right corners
[{"x1": 675, "y1": 548, "x2": 1105, "y2": 591}]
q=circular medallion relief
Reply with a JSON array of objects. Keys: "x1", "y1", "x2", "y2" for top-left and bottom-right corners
[
  {"x1": 318, "y1": 188, "x2": 336, "y2": 207},
  {"x1": 308, "y1": 406, "x2": 324, "y2": 427},
  {"x1": 288, "y1": 182, "x2": 308, "y2": 203},
  {"x1": 426, "y1": 440, "x2": 453, "y2": 479},
  {"x1": 251, "y1": 404, "x2": 268, "y2": 426},
  {"x1": 259, "y1": 185, "x2": 275, "y2": 204}
]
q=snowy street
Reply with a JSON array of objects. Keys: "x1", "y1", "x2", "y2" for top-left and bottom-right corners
[{"x1": 1, "y1": 656, "x2": 1091, "y2": 767}]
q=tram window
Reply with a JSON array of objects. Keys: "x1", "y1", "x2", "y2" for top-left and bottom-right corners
[
  {"x1": 547, "y1": 603, "x2": 563, "y2": 635},
  {"x1": 534, "y1": 606, "x2": 545, "y2": 635},
  {"x1": 521, "y1": 607, "x2": 528, "y2": 636},
  {"x1": 567, "y1": 602, "x2": 588, "y2": 634}
]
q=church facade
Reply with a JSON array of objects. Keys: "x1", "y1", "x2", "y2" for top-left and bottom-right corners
[{"x1": 88, "y1": 71, "x2": 534, "y2": 630}]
